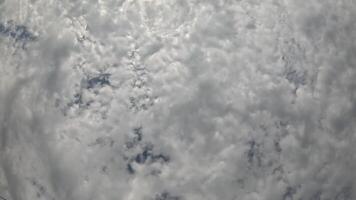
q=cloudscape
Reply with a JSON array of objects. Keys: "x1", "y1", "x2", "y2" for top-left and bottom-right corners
[{"x1": 1, "y1": 0, "x2": 356, "y2": 200}]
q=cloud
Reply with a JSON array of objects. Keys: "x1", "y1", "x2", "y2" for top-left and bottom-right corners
[{"x1": 1, "y1": 0, "x2": 356, "y2": 200}]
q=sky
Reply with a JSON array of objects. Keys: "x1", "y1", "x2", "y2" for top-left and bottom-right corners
[{"x1": 0, "y1": 0, "x2": 356, "y2": 200}]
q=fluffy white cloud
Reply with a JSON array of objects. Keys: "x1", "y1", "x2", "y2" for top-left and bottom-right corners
[{"x1": 1, "y1": 0, "x2": 356, "y2": 200}]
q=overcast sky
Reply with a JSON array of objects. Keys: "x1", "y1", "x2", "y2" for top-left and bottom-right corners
[{"x1": 1, "y1": 0, "x2": 356, "y2": 200}]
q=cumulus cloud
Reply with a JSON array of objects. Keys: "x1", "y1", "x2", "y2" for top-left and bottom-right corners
[{"x1": 1, "y1": 0, "x2": 356, "y2": 200}]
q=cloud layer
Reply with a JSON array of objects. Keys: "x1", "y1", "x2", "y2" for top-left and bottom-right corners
[{"x1": 1, "y1": 0, "x2": 356, "y2": 200}]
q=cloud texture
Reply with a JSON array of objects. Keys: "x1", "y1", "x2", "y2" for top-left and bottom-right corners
[{"x1": 1, "y1": 0, "x2": 356, "y2": 200}]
